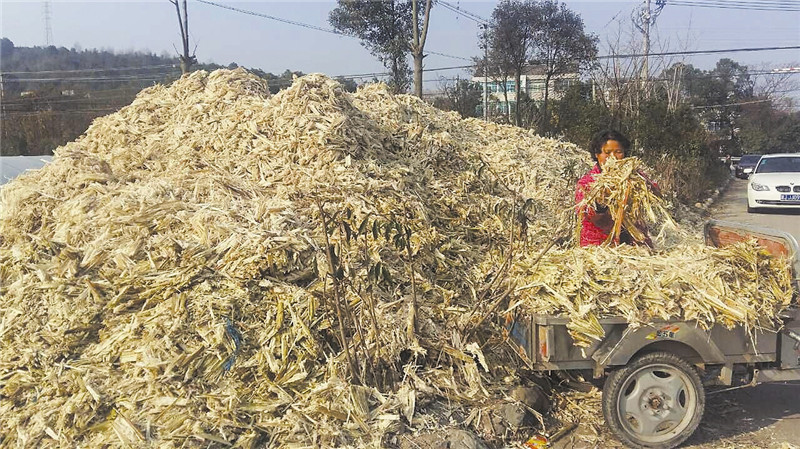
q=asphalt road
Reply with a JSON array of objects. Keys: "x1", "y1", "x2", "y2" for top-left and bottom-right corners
[
  {"x1": 709, "y1": 176, "x2": 800, "y2": 242},
  {"x1": 685, "y1": 176, "x2": 800, "y2": 448}
]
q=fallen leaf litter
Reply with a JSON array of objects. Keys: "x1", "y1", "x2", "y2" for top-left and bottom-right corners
[{"x1": 0, "y1": 68, "x2": 794, "y2": 447}]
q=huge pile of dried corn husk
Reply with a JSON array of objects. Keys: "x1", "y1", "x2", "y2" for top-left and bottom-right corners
[
  {"x1": 0, "y1": 69, "x2": 589, "y2": 447},
  {"x1": 0, "y1": 68, "x2": 794, "y2": 448}
]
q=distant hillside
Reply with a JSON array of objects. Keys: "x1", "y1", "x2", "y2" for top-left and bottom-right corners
[
  {"x1": 1, "y1": 38, "x2": 181, "y2": 95},
  {"x1": 0, "y1": 38, "x2": 357, "y2": 156}
]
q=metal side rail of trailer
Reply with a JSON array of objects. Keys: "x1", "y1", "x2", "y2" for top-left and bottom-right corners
[{"x1": 506, "y1": 220, "x2": 800, "y2": 448}]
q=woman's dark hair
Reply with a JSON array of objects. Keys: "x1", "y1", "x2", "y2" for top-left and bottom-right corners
[{"x1": 588, "y1": 129, "x2": 631, "y2": 161}]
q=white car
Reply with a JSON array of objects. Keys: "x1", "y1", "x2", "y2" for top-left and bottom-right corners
[{"x1": 747, "y1": 153, "x2": 800, "y2": 213}]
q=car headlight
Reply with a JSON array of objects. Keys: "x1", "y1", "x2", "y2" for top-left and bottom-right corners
[{"x1": 750, "y1": 182, "x2": 770, "y2": 191}]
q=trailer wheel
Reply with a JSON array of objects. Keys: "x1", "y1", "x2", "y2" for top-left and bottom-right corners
[{"x1": 602, "y1": 352, "x2": 705, "y2": 448}]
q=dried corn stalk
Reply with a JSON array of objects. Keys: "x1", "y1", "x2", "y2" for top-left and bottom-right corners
[
  {"x1": 1, "y1": 68, "x2": 791, "y2": 448},
  {"x1": 576, "y1": 156, "x2": 676, "y2": 245},
  {"x1": 0, "y1": 69, "x2": 590, "y2": 447},
  {"x1": 512, "y1": 240, "x2": 793, "y2": 346}
]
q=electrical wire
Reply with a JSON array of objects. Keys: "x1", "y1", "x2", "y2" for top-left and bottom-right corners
[
  {"x1": 673, "y1": 0, "x2": 800, "y2": 6},
  {"x1": 194, "y1": 0, "x2": 469, "y2": 67},
  {"x1": 4, "y1": 76, "x2": 178, "y2": 83},
  {"x1": 196, "y1": 0, "x2": 345, "y2": 35},
  {"x1": 692, "y1": 98, "x2": 776, "y2": 108},
  {"x1": 668, "y1": 0, "x2": 800, "y2": 11},
  {"x1": 438, "y1": 1, "x2": 489, "y2": 24},
  {"x1": 1, "y1": 95, "x2": 137, "y2": 107},
  {"x1": 426, "y1": 50, "x2": 473, "y2": 61},
  {"x1": 1, "y1": 64, "x2": 178, "y2": 76},
  {"x1": 1, "y1": 108, "x2": 120, "y2": 117},
  {"x1": 596, "y1": 45, "x2": 800, "y2": 59},
  {"x1": 438, "y1": 1, "x2": 489, "y2": 23}
]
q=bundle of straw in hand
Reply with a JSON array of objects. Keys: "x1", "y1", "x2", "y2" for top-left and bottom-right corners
[{"x1": 576, "y1": 157, "x2": 675, "y2": 245}]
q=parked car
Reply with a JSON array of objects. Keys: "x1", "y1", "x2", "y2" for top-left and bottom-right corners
[
  {"x1": 747, "y1": 153, "x2": 800, "y2": 213},
  {"x1": 735, "y1": 154, "x2": 762, "y2": 178}
]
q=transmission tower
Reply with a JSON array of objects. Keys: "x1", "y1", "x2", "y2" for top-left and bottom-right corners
[{"x1": 43, "y1": 0, "x2": 54, "y2": 46}]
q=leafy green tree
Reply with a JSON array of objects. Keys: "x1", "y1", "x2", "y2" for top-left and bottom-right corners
[
  {"x1": 330, "y1": 0, "x2": 432, "y2": 96},
  {"x1": 485, "y1": 0, "x2": 535, "y2": 126},
  {"x1": 739, "y1": 101, "x2": 800, "y2": 154},
  {"x1": 529, "y1": 0, "x2": 597, "y2": 135},
  {"x1": 549, "y1": 81, "x2": 611, "y2": 144},
  {"x1": 1, "y1": 38, "x2": 14, "y2": 58},
  {"x1": 679, "y1": 59, "x2": 754, "y2": 154},
  {"x1": 432, "y1": 78, "x2": 481, "y2": 118}
]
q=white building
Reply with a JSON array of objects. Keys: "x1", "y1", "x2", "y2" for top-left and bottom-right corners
[{"x1": 472, "y1": 66, "x2": 578, "y2": 116}]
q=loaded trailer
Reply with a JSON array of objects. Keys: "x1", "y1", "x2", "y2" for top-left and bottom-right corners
[{"x1": 507, "y1": 220, "x2": 800, "y2": 448}]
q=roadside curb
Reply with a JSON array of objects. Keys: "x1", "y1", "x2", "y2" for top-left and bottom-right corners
[{"x1": 693, "y1": 175, "x2": 734, "y2": 211}]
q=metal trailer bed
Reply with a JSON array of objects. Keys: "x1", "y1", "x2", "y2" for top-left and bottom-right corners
[{"x1": 507, "y1": 220, "x2": 800, "y2": 448}]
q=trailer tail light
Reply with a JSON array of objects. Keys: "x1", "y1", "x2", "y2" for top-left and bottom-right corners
[{"x1": 538, "y1": 326, "x2": 549, "y2": 361}]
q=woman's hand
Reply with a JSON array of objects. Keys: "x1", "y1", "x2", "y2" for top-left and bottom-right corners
[{"x1": 589, "y1": 204, "x2": 614, "y2": 233}]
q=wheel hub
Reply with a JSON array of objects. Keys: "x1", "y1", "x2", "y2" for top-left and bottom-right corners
[
  {"x1": 617, "y1": 364, "x2": 698, "y2": 443},
  {"x1": 646, "y1": 392, "x2": 664, "y2": 410}
]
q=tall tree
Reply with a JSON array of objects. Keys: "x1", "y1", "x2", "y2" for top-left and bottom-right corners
[
  {"x1": 682, "y1": 59, "x2": 754, "y2": 154},
  {"x1": 169, "y1": 0, "x2": 196, "y2": 74},
  {"x1": 530, "y1": 0, "x2": 597, "y2": 135},
  {"x1": 485, "y1": 0, "x2": 535, "y2": 126},
  {"x1": 330, "y1": 0, "x2": 432, "y2": 96},
  {"x1": 410, "y1": 0, "x2": 433, "y2": 97}
]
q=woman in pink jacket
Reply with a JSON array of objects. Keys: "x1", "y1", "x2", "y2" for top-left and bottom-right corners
[{"x1": 575, "y1": 130, "x2": 657, "y2": 247}]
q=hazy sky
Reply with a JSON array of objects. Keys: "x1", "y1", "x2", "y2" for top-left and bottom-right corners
[{"x1": 2, "y1": 0, "x2": 799, "y2": 89}]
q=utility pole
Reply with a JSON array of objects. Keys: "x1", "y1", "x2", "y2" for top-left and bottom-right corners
[
  {"x1": 633, "y1": 0, "x2": 665, "y2": 96},
  {"x1": 641, "y1": 0, "x2": 650, "y2": 83},
  {"x1": 0, "y1": 73, "x2": 5, "y2": 117},
  {"x1": 480, "y1": 23, "x2": 489, "y2": 121}
]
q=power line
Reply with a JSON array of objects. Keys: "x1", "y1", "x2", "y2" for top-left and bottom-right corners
[
  {"x1": 668, "y1": 0, "x2": 800, "y2": 11},
  {"x1": 1, "y1": 95, "x2": 137, "y2": 106},
  {"x1": 194, "y1": 0, "x2": 469, "y2": 68},
  {"x1": 427, "y1": 50, "x2": 473, "y2": 61},
  {"x1": 337, "y1": 46, "x2": 800, "y2": 80},
  {"x1": 669, "y1": 0, "x2": 800, "y2": 8},
  {"x1": 438, "y1": 3, "x2": 479, "y2": 23},
  {"x1": 1, "y1": 64, "x2": 178, "y2": 76},
  {"x1": 596, "y1": 44, "x2": 800, "y2": 59},
  {"x1": 196, "y1": 0, "x2": 344, "y2": 35},
  {"x1": 438, "y1": 1, "x2": 489, "y2": 24},
  {"x1": 677, "y1": 0, "x2": 800, "y2": 5},
  {"x1": 4, "y1": 75, "x2": 178, "y2": 83},
  {"x1": 1, "y1": 108, "x2": 120, "y2": 117},
  {"x1": 439, "y1": 1, "x2": 489, "y2": 23},
  {"x1": 692, "y1": 98, "x2": 776, "y2": 108}
]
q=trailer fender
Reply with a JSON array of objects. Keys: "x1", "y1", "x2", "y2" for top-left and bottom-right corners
[{"x1": 592, "y1": 322, "x2": 727, "y2": 372}]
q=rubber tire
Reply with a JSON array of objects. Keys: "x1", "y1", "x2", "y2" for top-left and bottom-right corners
[
  {"x1": 747, "y1": 205, "x2": 760, "y2": 214},
  {"x1": 602, "y1": 352, "x2": 705, "y2": 449}
]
